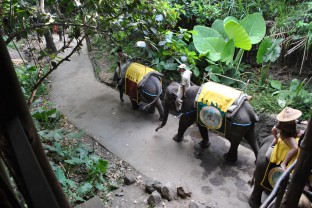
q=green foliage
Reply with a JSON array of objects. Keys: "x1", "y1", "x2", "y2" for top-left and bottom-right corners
[
  {"x1": 271, "y1": 78, "x2": 312, "y2": 120},
  {"x1": 256, "y1": 37, "x2": 283, "y2": 86},
  {"x1": 192, "y1": 13, "x2": 265, "y2": 83},
  {"x1": 39, "y1": 123, "x2": 112, "y2": 205},
  {"x1": 15, "y1": 65, "x2": 48, "y2": 100}
]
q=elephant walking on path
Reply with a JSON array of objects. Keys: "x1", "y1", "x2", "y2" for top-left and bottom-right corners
[
  {"x1": 156, "y1": 82, "x2": 259, "y2": 161},
  {"x1": 121, "y1": 62, "x2": 164, "y2": 121}
]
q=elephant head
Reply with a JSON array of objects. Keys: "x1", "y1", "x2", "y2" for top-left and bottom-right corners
[{"x1": 156, "y1": 82, "x2": 259, "y2": 162}]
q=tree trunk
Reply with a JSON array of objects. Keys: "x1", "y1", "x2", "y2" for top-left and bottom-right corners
[
  {"x1": 38, "y1": 0, "x2": 57, "y2": 53},
  {"x1": 44, "y1": 30, "x2": 57, "y2": 53}
]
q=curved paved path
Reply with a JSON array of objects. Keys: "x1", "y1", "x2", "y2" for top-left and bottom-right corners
[{"x1": 51, "y1": 40, "x2": 256, "y2": 207}]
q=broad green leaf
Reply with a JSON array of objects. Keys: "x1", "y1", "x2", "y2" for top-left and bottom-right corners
[
  {"x1": 270, "y1": 80, "x2": 282, "y2": 90},
  {"x1": 256, "y1": 37, "x2": 272, "y2": 64},
  {"x1": 97, "y1": 159, "x2": 108, "y2": 173},
  {"x1": 265, "y1": 39, "x2": 282, "y2": 63},
  {"x1": 65, "y1": 157, "x2": 83, "y2": 165},
  {"x1": 67, "y1": 180, "x2": 77, "y2": 189},
  {"x1": 193, "y1": 67, "x2": 200, "y2": 77},
  {"x1": 95, "y1": 182, "x2": 105, "y2": 191},
  {"x1": 224, "y1": 16, "x2": 239, "y2": 24},
  {"x1": 66, "y1": 132, "x2": 84, "y2": 139},
  {"x1": 77, "y1": 183, "x2": 93, "y2": 195},
  {"x1": 221, "y1": 39, "x2": 235, "y2": 65},
  {"x1": 278, "y1": 99, "x2": 287, "y2": 108},
  {"x1": 55, "y1": 167, "x2": 66, "y2": 185},
  {"x1": 204, "y1": 65, "x2": 222, "y2": 82},
  {"x1": 240, "y1": 13, "x2": 266, "y2": 44},
  {"x1": 212, "y1": 19, "x2": 227, "y2": 39},
  {"x1": 163, "y1": 62, "x2": 178, "y2": 70},
  {"x1": 193, "y1": 25, "x2": 223, "y2": 54},
  {"x1": 224, "y1": 20, "x2": 251, "y2": 50},
  {"x1": 202, "y1": 37, "x2": 226, "y2": 61}
]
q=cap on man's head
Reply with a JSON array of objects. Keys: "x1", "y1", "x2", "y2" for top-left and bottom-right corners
[{"x1": 178, "y1": 64, "x2": 186, "y2": 69}]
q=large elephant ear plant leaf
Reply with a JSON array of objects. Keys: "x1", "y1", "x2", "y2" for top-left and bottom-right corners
[
  {"x1": 192, "y1": 25, "x2": 223, "y2": 54},
  {"x1": 224, "y1": 19, "x2": 252, "y2": 50},
  {"x1": 239, "y1": 13, "x2": 266, "y2": 44},
  {"x1": 257, "y1": 37, "x2": 283, "y2": 64},
  {"x1": 212, "y1": 19, "x2": 228, "y2": 39}
]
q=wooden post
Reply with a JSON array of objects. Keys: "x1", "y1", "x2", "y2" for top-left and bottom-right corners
[
  {"x1": 281, "y1": 114, "x2": 312, "y2": 208},
  {"x1": 0, "y1": 31, "x2": 71, "y2": 207}
]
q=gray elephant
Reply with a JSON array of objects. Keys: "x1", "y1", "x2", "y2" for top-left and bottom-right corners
[
  {"x1": 122, "y1": 62, "x2": 164, "y2": 121},
  {"x1": 155, "y1": 82, "x2": 259, "y2": 161},
  {"x1": 248, "y1": 135, "x2": 311, "y2": 208}
]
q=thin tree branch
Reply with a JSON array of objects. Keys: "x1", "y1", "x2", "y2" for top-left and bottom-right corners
[
  {"x1": 27, "y1": 36, "x2": 86, "y2": 105},
  {"x1": 5, "y1": 22, "x2": 108, "y2": 45}
]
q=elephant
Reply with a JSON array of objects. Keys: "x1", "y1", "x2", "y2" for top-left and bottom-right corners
[
  {"x1": 248, "y1": 135, "x2": 311, "y2": 208},
  {"x1": 155, "y1": 82, "x2": 259, "y2": 161},
  {"x1": 121, "y1": 62, "x2": 164, "y2": 121}
]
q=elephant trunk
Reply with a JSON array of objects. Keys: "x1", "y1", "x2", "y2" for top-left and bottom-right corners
[{"x1": 155, "y1": 101, "x2": 169, "y2": 131}]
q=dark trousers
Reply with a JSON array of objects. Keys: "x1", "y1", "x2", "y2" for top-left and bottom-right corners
[{"x1": 113, "y1": 71, "x2": 123, "y2": 100}]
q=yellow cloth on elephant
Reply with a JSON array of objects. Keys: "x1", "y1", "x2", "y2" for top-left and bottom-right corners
[
  {"x1": 125, "y1": 63, "x2": 156, "y2": 101},
  {"x1": 270, "y1": 137, "x2": 300, "y2": 167},
  {"x1": 261, "y1": 137, "x2": 300, "y2": 191},
  {"x1": 196, "y1": 81, "x2": 242, "y2": 134},
  {"x1": 196, "y1": 81, "x2": 242, "y2": 112}
]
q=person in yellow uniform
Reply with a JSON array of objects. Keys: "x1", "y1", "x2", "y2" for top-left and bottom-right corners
[{"x1": 271, "y1": 107, "x2": 302, "y2": 171}]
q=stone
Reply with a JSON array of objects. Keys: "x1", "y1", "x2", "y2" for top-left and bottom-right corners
[
  {"x1": 177, "y1": 186, "x2": 191, "y2": 198},
  {"x1": 153, "y1": 181, "x2": 162, "y2": 192},
  {"x1": 147, "y1": 191, "x2": 162, "y2": 207},
  {"x1": 161, "y1": 184, "x2": 176, "y2": 201},
  {"x1": 124, "y1": 173, "x2": 136, "y2": 185},
  {"x1": 188, "y1": 201, "x2": 199, "y2": 208},
  {"x1": 145, "y1": 180, "x2": 156, "y2": 194}
]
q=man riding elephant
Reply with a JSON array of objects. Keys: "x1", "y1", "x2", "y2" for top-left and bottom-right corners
[{"x1": 175, "y1": 63, "x2": 192, "y2": 118}]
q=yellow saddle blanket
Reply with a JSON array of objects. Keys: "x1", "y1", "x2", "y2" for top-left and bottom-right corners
[
  {"x1": 261, "y1": 137, "x2": 300, "y2": 191},
  {"x1": 125, "y1": 63, "x2": 156, "y2": 101},
  {"x1": 270, "y1": 137, "x2": 299, "y2": 166},
  {"x1": 196, "y1": 81, "x2": 242, "y2": 134}
]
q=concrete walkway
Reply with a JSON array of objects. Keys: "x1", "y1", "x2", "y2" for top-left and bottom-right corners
[{"x1": 50, "y1": 40, "x2": 256, "y2": 207}]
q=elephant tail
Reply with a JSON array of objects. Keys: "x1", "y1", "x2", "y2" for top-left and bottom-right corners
[
  {"x1": 139, "y1": 89, "x2": 162, "y2": 110},
  {"x1": 248, "y1": 171, "x2": 255, "y2": 187}
]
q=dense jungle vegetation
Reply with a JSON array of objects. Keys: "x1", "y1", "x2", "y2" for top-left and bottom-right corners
[{"x1": 1, "y1": 0, "x2": 312, "y2": 205}]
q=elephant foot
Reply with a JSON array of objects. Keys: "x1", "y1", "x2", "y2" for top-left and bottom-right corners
[
  {"x1": 173, "y1": 134, "x2": 183, "y2": 142},
  {"x1": 248, "y1": 196, "x2": 261, "y2": 208},
  {"x1": 224, "y1": 153, "x2": 237, "y2": 162},
  {"x1": 199, "y1": 141, "x2": 210, "y2": 149},
  {"x1": 194, "y1": 143, "x2": 207, "y2": 159}
]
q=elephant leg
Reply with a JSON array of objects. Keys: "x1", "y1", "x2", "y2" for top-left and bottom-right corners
[
  {"x1": 198, "y1": 125, "x2": 210, "y2": 148},
  {"x1": 245, "y1": 124, "x2": 259, "y2": 159},
  {"x1": 194, "y1": 125, "x2": 210, "y2": 158},
  {"x1": 249, "y1": 136, "x2": 274, "y2": 208},
  {"x1": 224, "y1": 136, "x2": 241, "y2": 162},
  {"x1": 154, "y1": 98, "x2": 164, "y2": 121},
  {"x1": 173, "y1": 116, "x2": 194, "y2": 142},
  {"x1": 130, "y1": 99, "x2": 139, "y2": 110}
]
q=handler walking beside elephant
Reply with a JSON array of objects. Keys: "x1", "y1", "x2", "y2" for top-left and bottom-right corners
[
  {"x1": 176, "y1": 64, "x2": 192, "y2": 118},
  {"x1": 114, "y1": 48, "x2": 129, "y2": 102}
]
